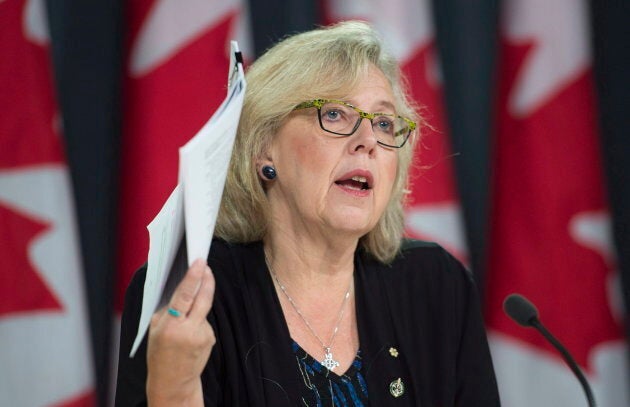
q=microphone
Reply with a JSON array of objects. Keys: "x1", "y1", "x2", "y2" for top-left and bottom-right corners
[{"x1": 503, "y1": 294, "x2": 597, "y2": 407}]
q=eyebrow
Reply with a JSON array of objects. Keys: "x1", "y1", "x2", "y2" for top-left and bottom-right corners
[
  {"x1": 375, "y1": 100, "x2": 396, "y2": 113},
  {"x1": 347, "y1": 99, "x2": 396, "y2": 113}
]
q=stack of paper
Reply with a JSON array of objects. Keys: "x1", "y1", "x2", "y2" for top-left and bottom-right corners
[{"x1": 130, "y1": 42, "x2": 247, "y2": 357}]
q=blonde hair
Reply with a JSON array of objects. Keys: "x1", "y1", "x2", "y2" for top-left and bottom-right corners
[{"x1": 215, "y1": 20, "x2": 421, "y2": 263}]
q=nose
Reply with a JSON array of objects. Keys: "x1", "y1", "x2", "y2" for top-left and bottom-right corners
[{"x1": 348, "y1": 118, "x2": 378, "y2": 155}]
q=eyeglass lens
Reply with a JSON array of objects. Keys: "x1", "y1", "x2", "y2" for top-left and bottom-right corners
[{"x1": 318, "y1": 102, "x2": 409, "y2": 147}]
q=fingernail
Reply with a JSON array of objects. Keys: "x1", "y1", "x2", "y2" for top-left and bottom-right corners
[{"x1": 193, "y1": 258, "x2": 205, "y2": 268}]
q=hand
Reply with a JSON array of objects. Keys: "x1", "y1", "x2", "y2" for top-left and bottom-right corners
[{"x1": 146, "y1": 259, "x2": 216, "y2": 406}]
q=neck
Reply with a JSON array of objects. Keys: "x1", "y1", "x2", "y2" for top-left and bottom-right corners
[
  {"x1": 263, "y1": 225, "x2": 357, "y2": 293},
  {"x1": 263, "y1": 219, "x2": 361, "y2": 374}
]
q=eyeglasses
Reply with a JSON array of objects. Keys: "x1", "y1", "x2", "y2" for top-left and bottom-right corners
[{"x1": 293, "y1": 99, "x2": 416, "y2": 149}]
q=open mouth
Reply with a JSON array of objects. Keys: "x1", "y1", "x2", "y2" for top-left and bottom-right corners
[{"x1": 335, "y1": 175, "x2": 371, "y2": 191}]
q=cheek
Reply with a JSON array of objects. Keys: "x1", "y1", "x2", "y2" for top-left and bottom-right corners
[
  {"x1": 382, "y1": 155, "x2": 399, "y2": 188},
  {"x1": 293, "y1": 140, "x2": 313, "y2": 162},
  {"x1": 291, "y1": 136, "x2": 336, "y2": 172},
  {"x1": 377, "y1": 156, "x2": 399, "y2": 209}
]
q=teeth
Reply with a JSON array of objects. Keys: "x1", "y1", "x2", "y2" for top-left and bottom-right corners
[{"x1": 351, "y1": 176, "x2": 368, "y2": 183}]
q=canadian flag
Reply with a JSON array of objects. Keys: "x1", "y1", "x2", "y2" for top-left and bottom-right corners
[
  {"x1": 324, "y1": 0, "x2": 468, "y2": 263},
  {"x1": 0, "y1": 0, "x2": 95, "y2": 406},
  {"x1": 113, "y1": 0, "x2": 251, "y2": 378},
  {"x1": 486, "y1": 0, "x2": 629, "y2": 405}
]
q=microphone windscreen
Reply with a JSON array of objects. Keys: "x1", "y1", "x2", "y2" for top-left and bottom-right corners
[{"x1": 503, "y1": 294, "x2": 539, "y2": 327}]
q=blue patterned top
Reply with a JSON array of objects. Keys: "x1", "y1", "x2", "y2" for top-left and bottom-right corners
[{"x1": 292, "y1": 341, "x2": 368, "y2": 407}]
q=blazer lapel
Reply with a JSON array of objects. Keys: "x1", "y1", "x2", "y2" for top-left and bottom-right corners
[
  {"x1": 237, "y1": 242, "x2": 303, "y2": 406},
  {"x1": 355, "y1": 251, "x2": 417, "y2": 406}
]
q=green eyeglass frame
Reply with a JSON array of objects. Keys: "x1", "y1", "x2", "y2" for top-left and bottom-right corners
[{"x1": 293, "y1": 99, "x2": 417, "y2": 148}]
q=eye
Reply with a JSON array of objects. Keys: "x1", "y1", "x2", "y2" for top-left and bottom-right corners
[
  {"x1": 321, "y1": 103, "x2": 354, "y2": 124},
  {"x1": 324, "y1": 109, "x2": 342, "y2": 121},
  {"x1": 374, "y1": 116, "x2": 394, "y2": 133}
]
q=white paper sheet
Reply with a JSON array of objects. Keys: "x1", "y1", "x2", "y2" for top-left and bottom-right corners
[
  {"x1": 130, "y1": 185, "x2": 184, "y2": 356},
  {"x1": 179, "y1": 52, "x2": 246, "y2": 266},
  {"x1": 130, "y1": 42, "x2": 246, "y2": 356}
]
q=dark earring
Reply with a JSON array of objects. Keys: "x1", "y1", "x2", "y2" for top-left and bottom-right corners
[{"x1": 262, "y1": 165, "x2": 277, "y2": 180}]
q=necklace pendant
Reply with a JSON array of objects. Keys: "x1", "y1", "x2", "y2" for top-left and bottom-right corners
[{"x1": 321, "y1": 348, "x2": 340, "y2": 371}]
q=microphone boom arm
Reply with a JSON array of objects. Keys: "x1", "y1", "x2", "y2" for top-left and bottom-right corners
[
  {"x1": 530, "y1": 319, "x2": 597, "y2": 407},
  {"x1": 503, "y1": 294, "x2": 597, "y2": 407}
]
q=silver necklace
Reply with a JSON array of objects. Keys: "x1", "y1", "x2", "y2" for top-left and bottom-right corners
[{"x1": 265, "y1": 255, "x2": 352, "y2": 371}]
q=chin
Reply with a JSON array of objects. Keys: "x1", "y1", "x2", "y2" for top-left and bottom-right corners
[{"x1": 327, "y1": 212, "x2": 376, "y2": 237}]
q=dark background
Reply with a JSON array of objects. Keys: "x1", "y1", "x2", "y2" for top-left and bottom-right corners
[{"x1": 44, "y1": 1, "x2": 630, "y2": 405}]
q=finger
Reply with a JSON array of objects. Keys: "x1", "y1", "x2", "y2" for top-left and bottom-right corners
[
  {"x1": 189, "y1": 266, "x2": 215, "y2": 320},
  {"x1": 168, "y1": 258, "x2": 206, "y2": 317}
]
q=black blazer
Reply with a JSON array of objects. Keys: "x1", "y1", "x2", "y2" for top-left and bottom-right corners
[{"x1": 116, "y1": 239, "x2": 500, "y2": 406}]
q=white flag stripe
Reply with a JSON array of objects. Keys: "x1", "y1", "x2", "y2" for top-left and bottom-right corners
[
  {"x1": 0, "y1": 168, "x2": 93, "y2": 406},
  {"x1": 490, "y1": 334, "x2": 629, "y2": 407}
]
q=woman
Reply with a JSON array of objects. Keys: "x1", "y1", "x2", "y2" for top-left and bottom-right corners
[{"x1": 116, "y1": 21, "x2": 500, "y2": 406}]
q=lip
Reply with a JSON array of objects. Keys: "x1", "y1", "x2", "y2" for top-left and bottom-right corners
[{"x1": 334, "y1": 169, "x2": 374, "y2": 197}]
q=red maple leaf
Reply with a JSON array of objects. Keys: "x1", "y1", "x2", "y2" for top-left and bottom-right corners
[
  {"x1": 0, "y1": 202, "x2": 63, "y2": 317},
  {"x1": 0, "y1": 0, "x2": 64, "y2": 169},
  {"x1": 116, "y1": 2, "x2": 238, "y2": 311},
  {"x1": 485, "y1": 40, "x2": 624, "y2": 372},
  {"x1": 0, "y1": 0, "x2": 65, "y2": 317}
]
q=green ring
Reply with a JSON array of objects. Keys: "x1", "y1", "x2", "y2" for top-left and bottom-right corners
[{"x1": 167, "y1": 307, "x2": 182, "y2": 317}]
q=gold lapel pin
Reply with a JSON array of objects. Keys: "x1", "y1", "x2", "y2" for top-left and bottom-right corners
[
  {"x1": 389, "y1": 347, "x2": 399, "y2": 357},
  {"x1": 389, "y1": 377, "x2": 405, "y2": 398}
]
